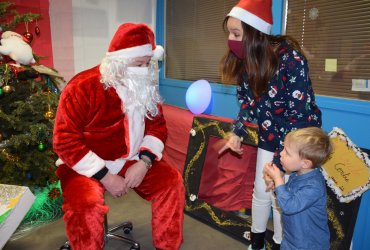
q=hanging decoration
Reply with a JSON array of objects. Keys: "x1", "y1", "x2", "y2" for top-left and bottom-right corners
[
  {"x1": 22, "y1": 21, "x2": 33, "y2": 44},
  {"x1": 1, "y1": 64, "x2": 13, "y2": 94},
  {"x1": 1, "y1": 85, "x2": 12, "y2": 94},
  {"x1": 44, "y1": 77, "x2": 55, "y2": 120},
  {"x1": 34, "y1": 19, "x2": 40, "y2": 36}
]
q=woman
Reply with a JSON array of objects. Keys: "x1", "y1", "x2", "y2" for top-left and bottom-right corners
[{"x1": 218, "y1": 0, "x2": 322, "y2": 249}]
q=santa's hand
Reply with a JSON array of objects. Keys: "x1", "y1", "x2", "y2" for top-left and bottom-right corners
[
  {"x1": 218, "y1": 133, "x2": 243, "y2": 155},
  {"x1": 124, "y1": 161, "x2": 148, "y2": 188},
  {"x1": 100, "y1": 172, "x2": 129, "y2": 198}
]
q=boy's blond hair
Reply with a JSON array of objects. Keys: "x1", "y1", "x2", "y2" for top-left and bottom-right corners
[{"x1": 285, "y1": 127, "x2": 333, "y2": 167}]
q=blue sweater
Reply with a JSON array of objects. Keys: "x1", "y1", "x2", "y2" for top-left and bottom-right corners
[
  {"x1": 233, "y1": 41, "x2": 322, "y2": 167},
  {"x1": 275, "y1": 168, "x2": 330, "y2": 250}
]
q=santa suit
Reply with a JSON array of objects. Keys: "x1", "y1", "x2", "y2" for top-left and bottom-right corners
[{"x1": 53, "y1": 65, "x2": 184, "y2": 250}]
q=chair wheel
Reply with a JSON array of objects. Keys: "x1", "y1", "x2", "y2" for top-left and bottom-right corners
[
  {"x1": 123, "y1": 224, "x2": 133, "y2": 234},
  {"x1": 130, "y1": 245, "x2": 140, "y2": 250},
  {"x1": 59, "y1": 242, "x2": 71, "y2": 250}
]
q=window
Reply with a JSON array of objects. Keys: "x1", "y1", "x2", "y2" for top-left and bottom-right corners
[
  {"x1": 285, "y1": 0, "x2": 370, "y2": 101},
  {"x1": 166, "y1": 0, "x2": 370, "y2": 101},
  {"x1": 165, "y1": 0, "x2": 238, "y2": 83}
]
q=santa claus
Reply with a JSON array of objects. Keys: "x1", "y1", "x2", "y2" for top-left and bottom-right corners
[{"x1": 53, "y1": 23, "x2": 184, "y2": 250}]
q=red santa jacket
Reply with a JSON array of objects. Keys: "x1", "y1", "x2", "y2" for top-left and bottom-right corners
[{"x1": 53, "y1": 66, "x2": 167, "y2": 177}]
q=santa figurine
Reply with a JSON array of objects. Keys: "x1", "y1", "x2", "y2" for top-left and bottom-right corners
[
  {"x1": 53, "y1": 23, "x2": 184, "y2": 250},
  {"x1": 0, "y1": 31, "x2": 36, "y2": 65}
]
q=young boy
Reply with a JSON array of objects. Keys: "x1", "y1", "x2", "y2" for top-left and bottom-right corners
[{"x1": 263, "y1": 127, "x2": 333, "y2": 250}]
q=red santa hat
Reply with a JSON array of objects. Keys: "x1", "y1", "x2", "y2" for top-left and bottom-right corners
[
  {"x1": 228, "y1": 0, "x2": 273, "y2": 35},
  {"x1": 106, "y1": 23, "x2": 164, "y2": 60}
]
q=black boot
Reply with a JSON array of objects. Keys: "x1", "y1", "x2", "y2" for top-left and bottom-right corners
[
  {"x1": 249, "y1": 231, "x2": 265, "y2": 249},
  {"x1": 271, "y1": 242, "x2": 280, "y2": 250}
]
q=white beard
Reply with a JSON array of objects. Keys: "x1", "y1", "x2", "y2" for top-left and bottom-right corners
[{"x1": 100, "y1": 57, "x2": 162, "y2": 118}]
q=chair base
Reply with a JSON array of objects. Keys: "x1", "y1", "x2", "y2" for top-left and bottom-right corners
[
  {"x1": 60, "y1": 217, "x2": 140, "y2": 250},
  {"x1": 105, "y1": 220, "x2": 140, "y2": 250}
]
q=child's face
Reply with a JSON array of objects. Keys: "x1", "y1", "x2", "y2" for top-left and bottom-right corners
[
  {"x1": 280, "y1": 140, "x2": 303, "y2": 173},
  {"x1": 227, "y1": 17, "x2": 243, "y2": 41}
]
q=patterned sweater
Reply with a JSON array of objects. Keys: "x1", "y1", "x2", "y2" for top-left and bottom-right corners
[{"x1": 233, "y1": 40, "x2": 322, "y2": 167}]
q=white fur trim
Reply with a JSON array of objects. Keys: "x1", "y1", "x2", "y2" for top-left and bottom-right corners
[
  {"x1": 140, "y1": 135, "x2": 164, "y2": 160},
  {"x1": 71, "y1": 151, "x2": 105, "y2": 177},
  {"x1": 106, "y1": 44, "x2": 153, "y2": 59},
  {"x1": 152, "y1": 45, "x2": 164, "y2": 61},
  {"x1": 228, "y1": 6, "x2": 272, "y2": 35}
]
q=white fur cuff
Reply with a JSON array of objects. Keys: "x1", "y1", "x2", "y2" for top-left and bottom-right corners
[
  {"x1": 140, "y1": 135, "x2": 164, "y2": 160},
  {"x1": 72, "y1": 151, "x2": 106, "y2": 177}
]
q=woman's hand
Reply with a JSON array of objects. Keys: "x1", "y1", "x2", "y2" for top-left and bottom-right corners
[
  {"x1": 218, "y1": 132, "x2": 243, "y2": 155},
  {"x1": 263, "y1": 164, "x2": 275, "y2": 191}
]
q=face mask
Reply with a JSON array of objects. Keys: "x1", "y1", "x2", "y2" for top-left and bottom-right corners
[
  {"x1": 127, "y1": 67, "x2": 149, "y2": 76},
  {"x1": 228, "y1": 39, "x2": 245, "y2": 59}
]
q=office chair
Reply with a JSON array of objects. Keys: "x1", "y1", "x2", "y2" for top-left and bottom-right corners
[{"x1": 60, "y1": 215, "x2": 140, "y2": 250}]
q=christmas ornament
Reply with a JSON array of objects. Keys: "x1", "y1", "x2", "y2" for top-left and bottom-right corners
[
  {"x1": 2, "y1": 85, "x2": 12, "y2": 94},
  {"x1": 23, "y1": 31, "x2": 33, "y2": 44},
  {"x1": 44, "y1": 110, "x2": 55, "y2": 120},
  {"x1": 0, "y1": 132, "x2": 3, "y2": 142},
  {"x1": 23, "y1": 22, "x2": 33, "y2": 44},
  {"x1": 44, "y1": 86, "x2": 56, "y2": 120},
  {"x1": 35, "y1": 26, "x2": 40, "y2": 36},
  {"x1": 0, "y1": 88, "x2": 3, "y2": 97},
  {"x1": 37, "y1": 142, "x2": 46, "y2": 151},
  {"x1": 35, "y1": 20, "x2": 40, "y2": 36},
  {"x1": 26, "y1": 171, "x2": 33, "y2": 180}
]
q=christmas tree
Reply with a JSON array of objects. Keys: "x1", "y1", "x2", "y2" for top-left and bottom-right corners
[{"x1": 0, "y1": 1, "x2": 64, "y2": 230}]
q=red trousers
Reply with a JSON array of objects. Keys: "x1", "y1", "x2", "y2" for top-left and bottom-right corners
[{"x1": 56, "y1": 160, "x2": 185, "y2": 250}]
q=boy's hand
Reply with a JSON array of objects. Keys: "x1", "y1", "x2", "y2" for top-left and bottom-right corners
[{"x1": 263, "y1": 162, "x2": 285, "y2": 189}]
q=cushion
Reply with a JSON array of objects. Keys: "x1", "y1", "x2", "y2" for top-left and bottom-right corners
[{"x1": 322, "y1": 127, "x2": 370, "y2": 203}]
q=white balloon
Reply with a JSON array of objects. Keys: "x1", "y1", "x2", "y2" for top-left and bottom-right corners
[{"x1": 185, "y1": 79, "x2": 212, "y2": 114}]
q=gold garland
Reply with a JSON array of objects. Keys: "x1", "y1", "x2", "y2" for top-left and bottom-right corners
[{"x1": 0, "y1": 148, "x2": 19, "y2": 162}]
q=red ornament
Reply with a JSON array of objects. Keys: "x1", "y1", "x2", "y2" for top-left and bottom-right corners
[
  {"x1": 22, "y1": 32, "x2": 33, "y2": 44},
  {"x1": 35, "y1": 26, "x2": 40, "y2": 36}
]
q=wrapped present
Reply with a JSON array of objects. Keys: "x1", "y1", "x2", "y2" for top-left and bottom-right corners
[{"x1": 0, "y1": 184, "x2": 35, "y2": 249}]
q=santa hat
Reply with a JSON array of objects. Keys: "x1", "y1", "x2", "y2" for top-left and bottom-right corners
[
  {"x1": 228, "y1": 0, "x2": 273, "y2": 35},
  {"x1": 106, "y1": 23, "x2": 164, "y2": 60}
]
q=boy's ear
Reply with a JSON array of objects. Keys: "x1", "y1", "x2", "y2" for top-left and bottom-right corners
[{"x1": 301, "y1": 159, "x2": 313, "y2": 169}]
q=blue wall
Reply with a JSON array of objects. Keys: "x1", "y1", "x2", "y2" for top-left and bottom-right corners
[{"x1": 156, "y1": 1, "x2": 370, "y2": 248}]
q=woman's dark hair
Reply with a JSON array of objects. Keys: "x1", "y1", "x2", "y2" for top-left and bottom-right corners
[{"x1": 220, "y1": 16, "x2": 304, "y2": 97}]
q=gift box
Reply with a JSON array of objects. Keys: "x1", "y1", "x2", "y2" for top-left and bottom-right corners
[{"x1": 0, "y1": 184, "x2": 35, "y2": 249}]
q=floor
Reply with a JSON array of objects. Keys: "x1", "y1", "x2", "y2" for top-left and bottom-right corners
[{"x1": 3, "y1": 191, "x2": 248, "y2": 250}]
